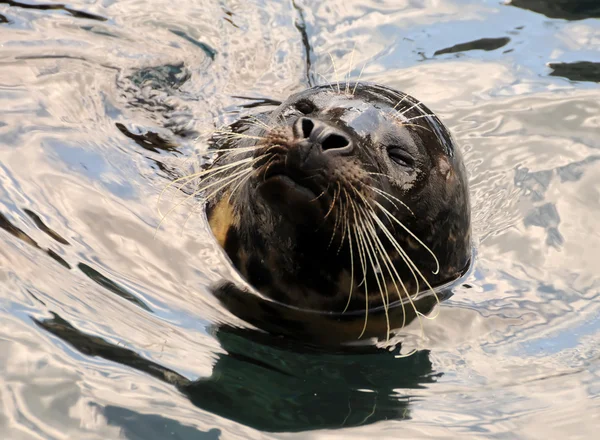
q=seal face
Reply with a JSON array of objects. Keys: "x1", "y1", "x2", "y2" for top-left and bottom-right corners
[{"x1": 203, "y1": 82, "x2": 471, "y2": 330}]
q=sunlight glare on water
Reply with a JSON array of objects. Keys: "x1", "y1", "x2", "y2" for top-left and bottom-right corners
[{"x1": 0, "y1": 0, "x2": 599, "y2": 438}]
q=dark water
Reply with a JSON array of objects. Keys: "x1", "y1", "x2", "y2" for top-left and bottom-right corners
[{"x1": 1, "y1": 0, "x2": 599, "y2": 438}]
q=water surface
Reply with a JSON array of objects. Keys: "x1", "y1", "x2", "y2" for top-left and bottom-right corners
[{"x1": 0, "y1": 0, "x2": 599, "y2": 438}]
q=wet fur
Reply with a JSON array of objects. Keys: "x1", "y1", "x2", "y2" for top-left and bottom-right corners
[{"x1": 199, "y1": 83, "x2": 471, "y2": 338}]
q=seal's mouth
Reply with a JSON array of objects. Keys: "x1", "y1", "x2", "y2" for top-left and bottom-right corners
[
  {"x1": 264, "y1": 174, "x2": 317, "y2": 200},
  {"x1": 258, "y1": 161, "x2": 323, "y2": 201}
]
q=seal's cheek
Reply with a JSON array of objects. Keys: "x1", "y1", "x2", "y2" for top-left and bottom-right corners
[{"x1": 207, "y1": 197, "x2": 239, "y2": 249}]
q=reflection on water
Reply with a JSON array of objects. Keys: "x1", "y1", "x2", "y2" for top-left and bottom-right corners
[
  {"x1": 35, "y1": 312, "x2": 437, "y2": 432},
  {"x1": 0, "y1": 0, "x2": 107, "y2": 21},
  {"x1": 0, "y1": 0, "x2": 599, "y2": 438},
  {"x1": 434, "y1": 37, "x2": 511, "y2": 56},
  {"x1": 510, "y1": 0, "x2": 600, "y2": 20},
  {"x1": 549, "y1": 61, "x2": 600, "y2": 83}
]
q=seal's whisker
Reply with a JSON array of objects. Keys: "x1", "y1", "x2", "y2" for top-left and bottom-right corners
[
  {"x1": 348, "y1": 198, "x2": 369, "y2": 331},
  {"x1": 183, "y1": 176, "x2": 248, "y2": 233},
  {"x1": 352, "y1": 187, "x2": 407, "y2": 299},
  {"x1": 246, "y1": 115, "x2": 274, "y2": 131},
  {"x1": 299, "y1": 173, "x2": 322, "y2": 181},
  {"x1": 366, "y1": 210, "x2": 416, "y2": 329},
  {"x1": 206, "y1": 146, "x2": 263, "y2": 162},
  {"x1": 193, "y1": 164, "x2": 257, "y2": 209},
  {"x1": 351, "y1": 62, "x2": 367, "y2": 95},
  {"x1": 260, "y1": 144, "x2": 285, "y2": 157},
  {"x1": 244, "y1": 121, "x2": 268, "y2": 133},
  {"x1": 369, "y1": 186, "x2": 415, "y2": 216},
  {"x1": 368, "y1": 210, "x2": 431, "y2": 339},
  {"x1": 345, "y1": 43, "x2": 356, "y2": 95},
  {"x1": 155, "y1": 184, "x2": 206, "y2": 237},
  {"x1": 367, "y1": 210, "x2": 416, "y2": 293},
  {"x1": 157, "y1": 158, "x2": 253, "y2": 217},
  {"x1": 327, "y1": 52, "x2": 341, "y2": 94},
  {"x1": 392, "y1": 93, "x2": 408, "y2": 110},
  {"x1": 398, "y1": 101, "x2": 423, "y2": 117},
  {"x1": 173, "y1": 188, "x2": 209, "y2": 236},
  {"x1": 198, "y1": 162, "x2": 259, "y2": 199},
  {"x1": 372, "y1": 201, "x2": 443, "y2": 322},
  {"x1": 162, "y1": 156, "x2": 261, "y2": 235},
  {"x1": 355, "y1": 210, "x2": 390, "y2": 340},
  {"x1": 188, "y1": 157, "x2": 255, "y2": 190},
  {"x1": 212, "y1": 131, "x2": 267, "y2": 142},
  {"x1": 342, "y1": 209, "x2": 355, "y2": 313},
  {"x1": 208, "y1": 146, "x2": 262, "y2": 153},
  {"x1": 309, "y1": 183, "x2": 330, "y2": 202},
  {"x1": 373, "y1": 201, "x2": 440, "y2": 274},
  {"x1": 398, "y1": 123, "x2": 433, "y2": 133},
  {"x1": 359, "y1": 204, "x2": 410, "y2": 336},
  {"x1": 261, "y1": 155, "x2": 279, "y2": 182},
  {"x1": 404, "y1": 114, "x2": 436, "y2": 123},
  {"x1": 349, "y1": 193, "x2": 387, "y2": 322},
  {"x1": 316, "y1": 73, "x2": 336, "y2": 92},
  {"x1": 352, "y1": 185, "x2": 431, "y2": 332},
  {"x1": 201, "y1": 166, "x2": 256, "y2": 204},
  {"x1": 228, "y1": 166, "x2": 257, "y2": 202},
  {"x1": 186, "y1": 157, "x2": 254, "y2": 182},
  {"x1": 371, "y1": 203, "x2": 422, "y2": 295},
  {"x1": 324, "y1": 184, "x2": 340, "y2": 221},
  {"x1": 337, "y1": 191, "x2": 349, "y2": 254},
  {"x1": 386, "y1": 113, "x2": 434, "y2": 133},
  {"x1": 229, "y1": 150, "x2": 277, "y2": 201},
  {"x1": 278, "y1": 116, "x2": 288, "y2": 129},
  {"x1": 359, "y1": 208, "x2": 391, "y2": 294},
  {"x1": 351, "y1": 209, "x2": 370, "y2": 336},
  {"x1": 329, "y1": 184, "x2": 343, "y2": 249}
]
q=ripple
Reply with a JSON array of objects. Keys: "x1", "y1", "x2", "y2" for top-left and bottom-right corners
[{"x1": 0, "y1": 0, "x2": 599, "y2": 438}]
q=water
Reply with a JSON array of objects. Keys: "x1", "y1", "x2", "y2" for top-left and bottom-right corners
[{"x1": 1, "y1": 0, "x2": 599, "y2": 438}]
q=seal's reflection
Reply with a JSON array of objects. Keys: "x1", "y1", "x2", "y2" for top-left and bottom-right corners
[{"x1": 33, "y1": 311, "x2": 440, "y2": 433}]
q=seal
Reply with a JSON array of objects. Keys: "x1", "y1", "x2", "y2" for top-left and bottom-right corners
[{"x1": 200, "y1": 82, "x2": 471, "y2": 340}]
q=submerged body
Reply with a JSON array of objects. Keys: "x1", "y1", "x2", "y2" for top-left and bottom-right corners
[{"x1": 203, "y1": 82, "x2": 471, "y2": 340}]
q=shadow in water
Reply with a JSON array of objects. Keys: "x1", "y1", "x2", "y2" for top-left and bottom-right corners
[
  {"x1": 116, "y1": 123, "x2": 181, "y2": 154},
  {"x1": 434, "y1": 37, "x2": 510, "y2": 56},
  {"x1": 549, "y1": 62, "x2": 600, "y2": 83},
  {"x1": 509, "y1": 0, "x2": 600, "y2": 20},
  {"x1": 0, "y1": 210, "x2": 156, "y2": 311},
  {"x1": 0, "y1": 0, "x2": 107, "y2": 21},
  {"x1": 33, "y1": 312, "x2": 440, "y2": 433},
  {"x1": 0, "y1": 211, "x2": 71, "y2": 269}
]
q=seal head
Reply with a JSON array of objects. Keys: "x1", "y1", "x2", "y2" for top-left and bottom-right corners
[{"x1": 204, "y1": 83, "x2": 471, "y2": 323}]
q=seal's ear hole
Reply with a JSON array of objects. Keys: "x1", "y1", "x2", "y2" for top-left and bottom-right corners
[{"x1": 301, "y1": 118, "x2": 314, "y2": 138}]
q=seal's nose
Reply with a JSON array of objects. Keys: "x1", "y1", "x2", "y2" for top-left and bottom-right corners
[{"x1": 293, "y1": 117, "x2": 353, "y2": 155}]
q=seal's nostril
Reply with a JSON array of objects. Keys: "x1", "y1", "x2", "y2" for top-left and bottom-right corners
[
  {"x1": 301, "y1": 118, "x2": 314, "y2": 138},
  {"x1": 293, "y1": 117, "x2": 352, "y2": 154},
  {"x1": 322, "y1": 133, "x2": 349, "y2": 151}
]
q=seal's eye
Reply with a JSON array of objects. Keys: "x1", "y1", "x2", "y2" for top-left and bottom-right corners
[
  {"x1": 388, "y1": 147, "x2": 414, "y2": 168},
  {"x1": 295, "y1": 100, "x2": 315, "y2": 115}
]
